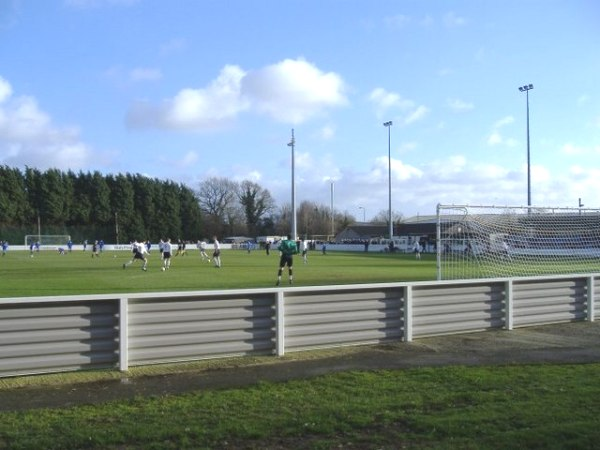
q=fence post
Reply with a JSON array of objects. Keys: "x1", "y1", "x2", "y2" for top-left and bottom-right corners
[
  {"x1": 119, "y1": 297, "x2": 129, "y2": 371},
  {"x1": 505, "y1": 280, "x2": 513, "y2": 330},
  {"x1": 588, "y1": 276, "x2": 595, "y2": 322},
  {"x1": 275, "y1": 291, "x2": 285, "y2": 356},
  {"x1": 404, "y1": 285, "x2": 413, "y2": 342}
]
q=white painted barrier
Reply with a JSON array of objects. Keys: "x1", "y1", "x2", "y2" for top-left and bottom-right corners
[{"x1": 1, "y1": 273, "x2": 598, "y2": 377}]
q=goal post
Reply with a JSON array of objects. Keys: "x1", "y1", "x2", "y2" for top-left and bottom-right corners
[
  {"x1": 436, "y1": 204, "x2": 600, "y2": 280},
  {"x1": 24, "y1": 235, "x2": 71, "y2": 248}
]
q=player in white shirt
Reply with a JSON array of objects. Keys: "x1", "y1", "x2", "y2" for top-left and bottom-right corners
[
  {"x1": 123, "y1": 240, "x2": 148, "y2": 271},
  {"x1": 197, "y1": 240, "x2": 210, "y2": 262},
  {"x1": 162, "y1": 238, "x2": 173, "y2": 270}
]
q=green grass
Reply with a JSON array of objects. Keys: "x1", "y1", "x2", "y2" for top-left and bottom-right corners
[
  {"x1": 0, "y1": 248, "x2": 437, "y2": 298},
  {"x1": 3, "y1": 249, "x2": 599, "y2": 448},
  {"x1": 1, "y1": 364, "x2": 600, "y2": 449}
]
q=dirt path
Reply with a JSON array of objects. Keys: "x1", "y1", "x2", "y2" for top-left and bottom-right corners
[{"x1": 2, "y1": 321, "x2": 600, "y2": 412}]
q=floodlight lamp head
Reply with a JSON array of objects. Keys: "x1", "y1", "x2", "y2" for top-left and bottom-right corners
[
  {"x1": 383, "y1": 121, "x2": 392, "y2": 127},
  {"x1": 519, "y1": 86, "x2": 524, "y2": 92},
  {"x1": 528, "y1": 84, "x2": 533, "y2": 89}
]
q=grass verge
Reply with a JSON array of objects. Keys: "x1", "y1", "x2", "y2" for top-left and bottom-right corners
[{"x1": 1, "y1": 363, "x2": 599, "y2": 449}]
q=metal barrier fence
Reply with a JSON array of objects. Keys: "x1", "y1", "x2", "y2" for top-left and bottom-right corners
[{"x1": 1, "y1": 273, "x2": 598, "y2": 378}]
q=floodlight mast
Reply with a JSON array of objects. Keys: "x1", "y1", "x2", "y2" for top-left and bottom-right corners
[
  {"x1": 288, "y1": 129, "x2": 297, "y2": 240},
  {"x1": 383, "y1": 121, "x2": 393, "y2": 240},
  {"x1": 358, "y1": 206, "x2": 365, "y2": 222},
  {"x1": 518, "y1": 84, "x2": 534, "y2": 207}
]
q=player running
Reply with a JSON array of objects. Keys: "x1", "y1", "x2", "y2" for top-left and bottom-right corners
[{"x1": 123, "y1": 240, "x2": 148, "y2": 271}]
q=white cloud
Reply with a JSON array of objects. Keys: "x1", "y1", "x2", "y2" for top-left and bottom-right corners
[
  {"x1": 370, "y1": 156, "x2": 423, "y2": 182},
  {"x1": 316, "y1": 125, "x2": 335, "y2": 140},
  {"x1": 443, "y1": 12, "x2": 467, "y2": 28},
  {"x1": 577, "y1": 95, "x2": 590, "y2": 106},
  {"x1": 561, "y1": 143, "x2": 584, "y2": 156},
  {"x1": 384, "y1": 14, "x2": 411, "y2": 29},
  {"x1": 242, "y1": 58, "x2": 348, "y2": 124},
  {"x1": 0, "y1": 84, "x2": 95, "y2": 170},
  {"x1": 127, "y1": 64, "x2": 248, "y2": 130},
  {"x1": 368, "y1": 88, "x2": 414, "y2": 116},
  {"x1": 493, "y1": 116, "x2": 514, "y2": 128},
  {"x1": 399, "y1": 141, "x2": 417, "y2": 153},
  {"x1": 294, "y1": 151, "x2": 313, "y2": 170},
  {"x1": 561, "y1": 142, "x2": 600, "y2": 156},
  {"x1": 368, "y1": 88, "x2": 428, "y2": 125},
  {"x1": 447, "y1": 98, "x2": 474, "y2": 112},
  {"x1": 404, "y1": 105, "x2": 429, "y2": 125},
  {"x1": 0, "y1": 76, "x2": 12, "y2": 102},
  {"x1": 487, "y1": 115, "x2": 516, "y2": 146},
  {"x1": 159, "y1": 38, "x2": 186, "y2": 56},
  {"x1": 487, "y1": 131, "x2": 502, "y2": 146},
  {"x1": 127, "y1": 58, "x2": 347, "y2": 130},
  {"x1": 129, "y1": 67, "x2": 162, "y2": 82}
]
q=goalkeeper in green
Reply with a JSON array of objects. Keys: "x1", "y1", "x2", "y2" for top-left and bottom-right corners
[{"x1": 276, "y1": 235, "x2": 298, "y2": 286}]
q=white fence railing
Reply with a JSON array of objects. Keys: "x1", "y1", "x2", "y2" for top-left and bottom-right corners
[{"x1": 1, "y1": 273, "x2": 598, "y2": 378}]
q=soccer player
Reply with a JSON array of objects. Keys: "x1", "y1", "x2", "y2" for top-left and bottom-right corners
[
  {"x1": 162, "y1": 238, "x2": 173, "y2": 270},
  {"x1": 123, "y1": 240, "x2": 148, "y2": 271},
  {"x1": 212, "y1": 236, "x2": 221, "y2": 268},
  {"x1": 197, "y1": 240, "x2": 210, "y2": 262},
  {"x1": 91, "y1": 240, "x2": 100, "y2": 258},
  {"x1": 276, "y1": 235, "x2": 298, "y2": 286},
  {"x1": 413, "y1": 241, "x2": 422, "y2": 260},
  {"x1": 301, "y1": 239, "x2": 308, "y2": 264}
]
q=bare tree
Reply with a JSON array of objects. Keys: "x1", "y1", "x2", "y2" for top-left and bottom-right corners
[
  {"x1": 237, "y1": 180, "x2": 275, "y2": 236},
  {"x1": 371, "y1": 209, "x2": 404, "y2": 225},
  {"x1": 197, "y1": 177, "x2": 239, "y2": 237},
  {"x1": 197, "y1": 177, "x2": 237, "y2": 219}
]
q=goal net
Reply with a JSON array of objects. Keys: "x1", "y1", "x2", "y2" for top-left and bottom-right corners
[
  {"x1": 24, "y1": 235, "x2": 71, "y2": 248},
  {"x1": 436, "y1": 204, "x2": 600, "y2": 280}
]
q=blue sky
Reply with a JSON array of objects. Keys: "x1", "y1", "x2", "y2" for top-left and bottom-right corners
[{"x1": 1, "y1": 0, "x2": 599, "y2": 220}]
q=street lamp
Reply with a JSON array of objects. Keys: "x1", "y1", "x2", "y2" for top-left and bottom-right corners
[
  {"x1": 518, "y1": 84, "x2": 534, "y2": 207},
  {"x1": 288, "y1": 129, "x2": 297, "y2": 240},
  {"x1": 383, "y1": 121, "x2": 393, "y2": 240},
  {"x1": 330, "y1": 180, "x2": 335, "y2": 239},
  {"x1": 358, "y1": 206, "x2": 365, "y2": 222}
]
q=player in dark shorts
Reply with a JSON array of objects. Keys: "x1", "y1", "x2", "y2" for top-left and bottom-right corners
[
  {"x1": 123, "y1": 240, "x2": 148, "y2": 271},
  {"x1": 276, "y1": 235, "x2": 298, "y2": 286}
]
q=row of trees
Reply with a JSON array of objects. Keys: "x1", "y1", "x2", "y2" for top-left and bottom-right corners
[
  {"x1": 0, "y1": 166, "x2": 203, "y2": 244},
  {"x1": 0, "y1": 166, "x2": 367, "y2": 244}
]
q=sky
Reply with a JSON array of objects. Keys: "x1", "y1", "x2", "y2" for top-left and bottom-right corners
[{"x1": 1, "y1": 0, "x2": 599, "y2": 221}]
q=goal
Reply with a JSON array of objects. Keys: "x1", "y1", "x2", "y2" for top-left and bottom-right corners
[
  {"x1": 436, "y1": 204, "x2": 600, "y2": 280},
  {"x1": 24, "y1": 235, "x2": 71, "y2": 248}
]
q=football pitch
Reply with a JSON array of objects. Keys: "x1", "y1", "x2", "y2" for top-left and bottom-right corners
[{"x1": 0, "y1": 248, "x2": 437, "y2": 298}]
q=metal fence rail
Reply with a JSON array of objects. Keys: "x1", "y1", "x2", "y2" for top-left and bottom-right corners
[{"x1": 1, "y1": 273, "x2": 598, "y2": 378}]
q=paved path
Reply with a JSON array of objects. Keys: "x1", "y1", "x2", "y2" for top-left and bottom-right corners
[{"x1": 2, "y1": 321, "x2": 599, "y2": 412}]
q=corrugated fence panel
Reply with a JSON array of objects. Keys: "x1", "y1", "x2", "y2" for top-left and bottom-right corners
[
  {"x1": 0, "y1": 300, "x2": 119, "y2": 377},
  {"x1": 2, "y1": 274, "x2": 599, "y2": 378},
  {"x1": 411, "y1": 282, "x2": 506, "y2": 338},
  {"x1": 127, "y1": 294, "x2": 276, "y2": 365},
  {"x1": 512, "y1": 278, "x2": 588, "y2": 327},
  {"x1": 284, "y1": 287, "x2": 404, "y2": 351}
]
